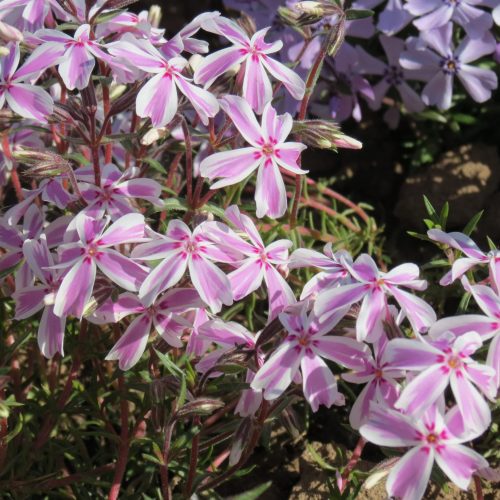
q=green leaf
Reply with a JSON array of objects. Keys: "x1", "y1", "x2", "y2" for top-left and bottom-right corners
[
  {"x1": 423, "y1": 196, "x2": 439, "y2": 222},
  {"x1": 154, "y1": 349, "x2": 184, "y2": 378},
  {"x1": 439, "y1": 202, "x2": 449, "y2": 229},
  {"x1": 142, "y1": 157, "x2": 166, "y2": 174},
  {"x1": 230, "y1": 481, "x2": 273, "y2": 500},
  {"x1": 345, "y1": 8, "x2": 374, "y2": 20},
  {"x1": 418, "y1": 110, "x2": 447, "y2": 123},
  {"x1": 306, "y1": 443, "x2": 336, "y2": 471},
  {"x1": 407, "y1": 231, "x2": 432, "y2": 242},
  {"x1": 486, "y1": 236, "x2": 497, "y2": 251},
  {"x1": 462, "y1": 210, "x2": 483, "y2": 236}
]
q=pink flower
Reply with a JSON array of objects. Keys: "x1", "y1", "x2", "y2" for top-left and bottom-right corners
[
  {"x1": 428, "y1": 228, "x2": 500, "y2": 291},
  {"x1": 200, "y1": 95, "x2": 307, "y2": 219},
  {"x1": 342, "y1": 336, "x2": 403, "y2": 429},
  {"x1": 107, "y1": 35, "x2": 219, "y2": 127},
  {"x1": 204, "y1": 205, "x2": 295, "y2": 320},
  {"x1": 92, "y1": 289, "x2": 202, "y2": 370},
  {"x1": 76, "y1": 164, "x2": 163, "y2": 219},
  {"x1": 12, "y1": 236, "x2": 66, "y2": 358},
  {"x1": 194, "y1": 16, "x2": 305, "y2": 113},
  {"x1": 31, "y1": 24, "x2": 115, "y2": 90},
  {"x1": 430, "y1": 283, "x2": 500, "y2": 390},
  {"x1": 314, "y1": 254, "x2": 435, "y2": 342},
  {"x1": 251, "y1": 303, "x2": 369, "y2": 411},
  {"x1": 0, "y1": 42, "x2": 53, "y2": 122},
  {"x1": 385, "y1": 331, "x2": 495, "y2": 433},
  {"x1": 53, "y1": 213, "x2": 148, "y2": 318},
  {"x1": 198, "y1": 319, "x2": 263, "y2": 416},
  {"x1": 289, "y1": 245, "x2": 353, "y2": 299},
  {"x1": 132, "y1": 219, "x2": 234, "y2": 313},
  {"x1": 360, "y1": 403, "x2": 488, "y2": 499}
]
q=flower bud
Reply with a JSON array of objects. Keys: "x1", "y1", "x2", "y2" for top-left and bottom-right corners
[
  {"x1": 141, "y1": 127, "x2": 169, "y2": 146},
  {"x1": 0, "y1": 21, "x2": 23, "y2": 43},
  {"x1": 148, "y1": 5, "x2": 162, "y2": 28},
  {"x1": 237, "y1": 12, "x2": 257, "y2": 38},
  {"x1": 293, "y1": 120, "x2": 362, "y2": 151},
  {"x1": 174, "y1": 398, "x2": 225, "y2": 419},
  {"x1": 13, "y1": 149, "x2": 71, "y2": 178},
  {"x1": 0, "y1": 46, "x2": 10, "y2": 57}
]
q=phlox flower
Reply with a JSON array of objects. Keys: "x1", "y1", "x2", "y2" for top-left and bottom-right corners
[
  {"x1": 92, "y1": 289, "x2": 202, "y2": 370},
  {"x1": 194, "y1": 16, "x2": 305, "y2": 114},
  {"x1": 430, "y1": 283, "x2": 500, "y2": 389},
  {"x1": 0, "y1": 0, "x2": 53, "y2": 31},
  {"x1": 342, "y1": 336, "x2": 403, "y2": 429},
  {"x1": 360, "y1": 403, "x2": 489, "y2": 500},
  {"x1": 355, "y1": 35, "x2": 425, "y2": 114},
  {"x1": 203, "y1": 205, "x2": 295, "y2": 320},
  {"x1": 76, "y1": 164, "x2": 163, "y2": 219},
  {"x1": 30, "y1": 24, "x2": 115, "y2": 90},
  {"x1": 53, "y1": 213, "x2": 148, "y2": 318},
  {"x1": 200, "y1": 95, "x2": 307, "y2": 219},
  {"x1": 289, "y1": 245, "x2": 353, "y2": 299},
  {"x1": 353, "y1": 0, "x2": 413, "y2": 35},
  {"x1": 132, "y1": 219, "x2": 235, "y2": 313},
  {"x1": 12, "y1": 236, "x2": 66, "y2": 358},
  {"x1": 107, "y1": 35, "x2": 219, "y2": 127},
  {"x1": 400, "y1": 23, "x2": 497, "y2": 110},
  {"x1": 314, "y1": 254, "x2": 435, "y2": 342},
  {"x1": 198, "y1": 319, "x2": 263, "y2": 416},
  {"x1": 428, "y1": 228, "x2": 500, "y2": 291},
  {"x1": 0, "y1": 42, "x2": 53, "y2": 122},
  {"x1": 251, "y1": 303, "x2": 369, "y2": 411},
  {"x1": 405, "y1": 0, "x2": 493, "y2": 39},
  {"x1": 186, "y1": 308, "x2": 211, "y2": 357},
  {"x1": 385, "y1": 331, "x2": 495, "y2": 433}
]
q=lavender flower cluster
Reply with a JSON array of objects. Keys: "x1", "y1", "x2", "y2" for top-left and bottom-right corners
[{"x1": 0, "y1": 0, "x2": 498, "y2": 497}]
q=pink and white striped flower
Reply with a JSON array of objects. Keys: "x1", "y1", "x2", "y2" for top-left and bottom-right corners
[
  {"x1": 360, "y1": 403, "x2": 488, "y2": 500},
  {"x1": 53, "y1": 213, "x2": 148, "y2": 318},
  {"x1": 12, "y1": 236, "x2": 66, "y2": 358},
  {"x1": 76, "y1": 164, "x2": 163, "y2": 219},
  {"x1": 314, "y1": 254, "x2": 435, "y2": 342},
  {"x1": 194, "y1": 16, "x2": 305, "y2": 113},
  {"x1": 385, "y1": 331, "x2": 495, "y2": 433},
  {"x1": 428, "y1": 228, "x2": 500, "y2": 291},
  {"x1": 251, "y1": 303, "x2": 369, "y2": 411},
  {"x1": 289, "y1": 245, "x2": 353, "y2": 299},
  {"x1": 92, "y1": 288, "x2": 202, "y2": 370},
  {"x1": 132, "y1": 219, "x2": 234, "y2": 313},
  {"x1": 30, "y1": 25, "x2": 115, "y2": 90},
  {"x1": 107, "y1": 35, "x2": 219, "y2": 127},
  {"x1": 204, "y1": 205, "x2": 295, "y2": 320},
  {"x1": 430, "y1": 283, "x2": 500, "y2": 390},
  {"x1": 200, "y1": 95, "x2": 307, "y2": 219},
  {"x1": 342, "y1": 336, "x2": 403, "y2": 429},
  {"x1": 0, "y1": 42, "x2": 53, "y2": 122}
]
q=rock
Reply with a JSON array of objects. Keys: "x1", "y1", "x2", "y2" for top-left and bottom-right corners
[{"x1": 395, "y1": 144, "x2": 500, "y2": 229}]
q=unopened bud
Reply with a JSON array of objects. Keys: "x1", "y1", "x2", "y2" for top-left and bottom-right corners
[
  {"x1": 148, "y1": 5, "x2": 162, "y2": 28},
  {"x1": 293, "y1": 120, "x2": 362, "y2": 151},
  {"x1": 295, "y1": 1, "x2": 340, "y2": 17},
  {"x1": 0, "y1": 46, "x2": 10, "y2": 57},
  {"x1": 278, "y1": 6, "x2": 318, "y2": 28},
  {"x1": 174, "y1": 398, "x2": 225, "y2": 419},
  {"x1": 0, "y1": 21, "x2": 23, "y2": 43},
  {"x1": 188, "y1": 53, "x2": 204, "y2": 73},
  {"x1": 141, "y1": 127, "x2": 169, "y2": 145},
  {"x1": 14, "y1": 149, "x2": 71, "y2": 178},
  {"x1": 237, "y1": 12, "x2": 257, "y2": 38}
]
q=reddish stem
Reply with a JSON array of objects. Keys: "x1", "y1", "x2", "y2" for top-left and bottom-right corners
[{"x1": 1, "y1": 134, "x2": 24, "y2": 201}]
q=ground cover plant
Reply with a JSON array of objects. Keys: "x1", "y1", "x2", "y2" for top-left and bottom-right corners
[{"x1": 0, "y1": 0, "x2": 498, "y2": 498}]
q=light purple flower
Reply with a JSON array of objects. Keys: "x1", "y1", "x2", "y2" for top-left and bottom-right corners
[
  {"x1": 194, "y1": 16, "x2": 305, "y2": 113},
  {"x1": 251, "y1": 303, "x2": 369, "y2": 411},
  {"x1": 53, "y1": 213, "x2": 148, "y2": 318},
  {"x1": 12, "y1": 236, "x2": 66, "y2": 358},
  {"x1": 428, "y1": 228, "x2": 500, "y2": 290},
  {"x1": 92, "y1": 289, "x2": 202, "y2": 370},
  {"x1": 204, "y1": 205, "x2": 295, "y2": 319},
  {"x1": 0, "y1": 0, "x2": 51, "y2": 31},
  {"x1": 354, "y1": 0, "x2": 413, "y2": 35},
  {"x1": 355, "y1": 35, "x2": 425, "y2": 113},
  {"x1": 314, "y1": 254, "x2": 435, "y2": 342},
  {"x1": 360, "y1": 403, "x2": 489, "y2": 499},
  {"x1": 406, "y1": 0, "x2": 493, "y2": 39},
  {"x1": 430, "y1": 283, "x2": 500, "y2": 390},
  {"x1": 31, "y1": 24, "x2": 115, "y2": 90},
  {"x1": 107, "y1": 35, "x2": 219, "y2": 127},
  {"x1": 132, "y1": 219, "x2": 234, "y2": 313},
  {"x1": 0, "y1": 42, "x2": 53, "y2": 122},
  {"x1": 200, "y1": 95, "x2": 307, "y2": 219},
  {"x1": 400, "y1": 23, "x2": 497, "y2": 110},
  {"x1": 289, "y1": 245, "x2": 353, "y2": 300},
  {"x1": 385, "y1": 331, "x2": 495, "y2": 433},
  {"x1": 198, "y1": 319, "x2": 263, "y2": 416},
  {"x1": 342, "y1": 336, "x2": 403, "y2": 429},
  {"x1": 76, "y1": 164, "x2": 163, "y2": 219}
]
